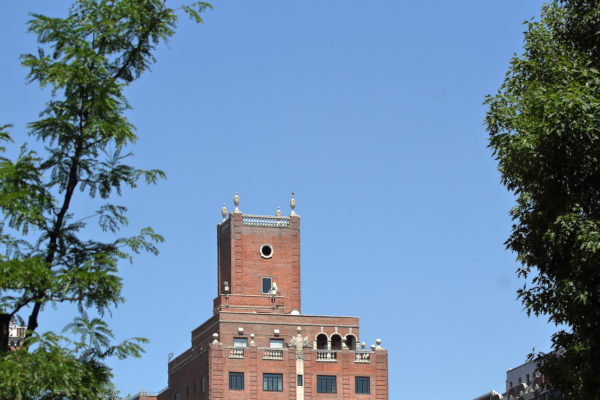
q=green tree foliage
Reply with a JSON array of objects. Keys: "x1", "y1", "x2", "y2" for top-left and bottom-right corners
[
  {"x1": 0, "y1": 1, "x2": 211, "y2": 398},
  {"x1": 486, "y1": 1, "x2": 600, "y2": 398}
]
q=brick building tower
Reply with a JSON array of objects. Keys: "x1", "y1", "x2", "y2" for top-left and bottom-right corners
[{"x1": 151, "y1": 194, "x2": 389, "y2": 400}]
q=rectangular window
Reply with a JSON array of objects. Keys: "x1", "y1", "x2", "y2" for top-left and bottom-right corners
[
  {"x1": 270, "y1": 338, "x2": 284, "y2": 348},
  {"x1": 229, "y1": 372, "x2": 244, "y2": 390},
  {"x1": 233, "y1": 337, "x2": 247, "y2": 348},
  {"x1": 262, "y1": 277, "x2": 272, "y2": 294},
  {"x1": 175, "y1": 393, "x2": 181, "y2": 400},
  {"x1": 355, "y1": 376, "x2": 370, "y2": 394},
  {"x1": 200, "y1": 376, "x2": 206, "y2": 393},
  {"x1": 297, "y1": 375, "x2": 303, "y2": 387},
  {"x1": 263, "y1": 373, "x2": 283, "y2": 391},
  {"x1": 317, "y1": 375, "x2": 337, "y2": 393}
]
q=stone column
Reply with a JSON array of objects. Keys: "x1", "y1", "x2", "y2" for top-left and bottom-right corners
[{"x1": 294, "y1": 328, "x2": 305, "y2": 400}]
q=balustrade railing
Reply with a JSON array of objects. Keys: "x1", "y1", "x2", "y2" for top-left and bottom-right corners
[
  {"x1": 262, "y1": 349, "x2": 284, "y2": 360},
  {"x1": 354, "y1": 352, "x2": 371, "y2": 363},
  {"x1": 228, "y1": 348, "x2": 245, "y2": 359},
  {"x1": 315, "y1": 350, "x2": 337, "y2": 362},
  {"x1": 242, "y1": 215, "x2": 290, "y2": 228}
]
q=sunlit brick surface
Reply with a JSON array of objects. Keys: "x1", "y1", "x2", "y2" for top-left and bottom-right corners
[{"x1": 155, "y1": 212, "x2": 388, "y2": 400}]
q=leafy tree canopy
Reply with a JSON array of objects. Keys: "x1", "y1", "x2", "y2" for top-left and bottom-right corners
[
  {"x1": 0, "y1": 1, "x2": 211, "y2": 398},
  {"x1": 486, "y1": 1, "x2": 600, "y2": 398}
]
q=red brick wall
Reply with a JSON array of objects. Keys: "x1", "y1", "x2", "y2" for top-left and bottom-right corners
[
  {"x1": 216, "y1": 312, "x2": 360, "y2": 349},
  {"x1": 153, "y1": 210, "x2": 388, "y2": 400},
  {"x1": 207, "y1": 334, "x2": 387, "y2": 400},
  {"x1": 216, "y1": 221, "x2": 231, "y2": 298},
  {"x1": 159, "y1": 349, "x2": 209, "y2": 400},
  {"x1": 215, "y1": 214, "x2": 301, "y2": 314},
  {"x1": 160, "y1": 312, "x2": 390, "y2": 399}
]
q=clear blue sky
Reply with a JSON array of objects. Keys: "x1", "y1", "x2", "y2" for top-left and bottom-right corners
[{"x1": 1, "y1": 1, "x2": 553, "y2": 399}]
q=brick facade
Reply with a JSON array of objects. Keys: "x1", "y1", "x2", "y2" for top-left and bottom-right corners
[{"x1": 150, "y1": 207, "x2": 388, "y2": 400}]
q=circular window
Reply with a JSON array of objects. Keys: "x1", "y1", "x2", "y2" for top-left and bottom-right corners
[{"x1": 260, "y1": 244, "x2": 273, "y2": 259}]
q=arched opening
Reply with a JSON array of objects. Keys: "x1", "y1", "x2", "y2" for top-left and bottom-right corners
[
  {"x1": 345, "y1": 334, "x2": 357, "y2": 350},
  {"x1": 316, "y1": 333, "x2": 328, "y2": 349},
  {"x1": 331, "y1": 334, "x2": 342, "y2": 350}
]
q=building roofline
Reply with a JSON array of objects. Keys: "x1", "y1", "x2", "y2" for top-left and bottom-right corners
[
  {"x1": 506, "y1": 359, "x2": 536, "y2": 373},
  {"x1": 218, "y1": 311, "x2": 360, "y2": 319}
]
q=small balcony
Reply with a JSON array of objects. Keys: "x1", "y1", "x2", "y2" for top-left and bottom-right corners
[
  {"x1": 315, "y1": 350, "x2": 338, "y2": 362},
  {"x1": 262, "y1": 349, "x2": 284, "y2": 360},
  {"x1": 228, "y1": 348, "x2": 245, "y2": 359}
]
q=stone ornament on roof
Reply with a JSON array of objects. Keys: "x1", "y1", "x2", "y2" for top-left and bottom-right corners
[
  {"x1": 289, "y1": 192, "x2": 297, "y2": 216},
  {"x1": 220, "y1": 203, "x2": 227, "y2": 222},
  {"x1": 233, "y1": 192, "x2": 241, "y2": 214}
]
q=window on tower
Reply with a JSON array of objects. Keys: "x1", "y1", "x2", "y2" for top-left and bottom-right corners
[
  {"x1": 331, "y1": 334, "x2": 342, "y2": 350},
  {"x1": 260, "y1": 244, "x2": 273, "y2": 258},
  {"x1": 345, "y1": 334, "x2": 357, "y2": 350},
  {"x1": 316, "y1": 333, "x2": 328, "y2": 349},
  {"x1": 262, "y1": 277, "x2": 272, "y2": 294}
]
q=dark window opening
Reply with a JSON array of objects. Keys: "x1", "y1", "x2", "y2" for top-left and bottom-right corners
[
  {"x1": 297, "y1": 375, "x2": 303, "y2": 387},
  {"x1": 262, "y1": 277, "x2": 272, "y2": 294},
  {"x1": 346, "y1": 335, "x2": 357, "y2": 350},
  {"x1": 263, "y1": 373, "x2": 283, "y2": 391},
  {"x1": 331, "y1": 334, "x2": 342, "y2": 350},
  {"x1": 356, "y1": 376, "x2": 370, "y2": 394},
  {"x1": 200, "y1": 376, "x2": 206, "y2": 393},
  {"x1": 316, "y1": 333, "x2": 328, "y2": 349},
  {"x1": 260, "y1": 244, "x2": 273, "y2": 258},
  {"x1": 317, "y1": 375, "x2": 337, "y2": 393},
  {"x1": 229, "y1": 372, "x2": 244, "y2": 390}
]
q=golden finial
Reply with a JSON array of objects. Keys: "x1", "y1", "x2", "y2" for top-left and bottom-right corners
[
  {"x1": 289, "y1": 192, "x2": 297, "y2": 216},
  {"x1": 221, "y1": 203, "x2": 228, "y2": 222},
  {"x1": 275, "y1": 207, "x2": 281, "y2": 217},
  {"x1": 233, "y1": 192, "x2": 241, "y2": 214}
]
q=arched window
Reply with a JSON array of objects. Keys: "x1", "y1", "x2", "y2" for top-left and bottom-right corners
[
  {"x1": 316, "y1": 333, "x2": 328, "y2": 349},
  {"x1": 345, "y1": 334, "x2": 357, "y2": 350},
  {"x1": 331, "y1": 334, "x2": 342, "y2": 350}
]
